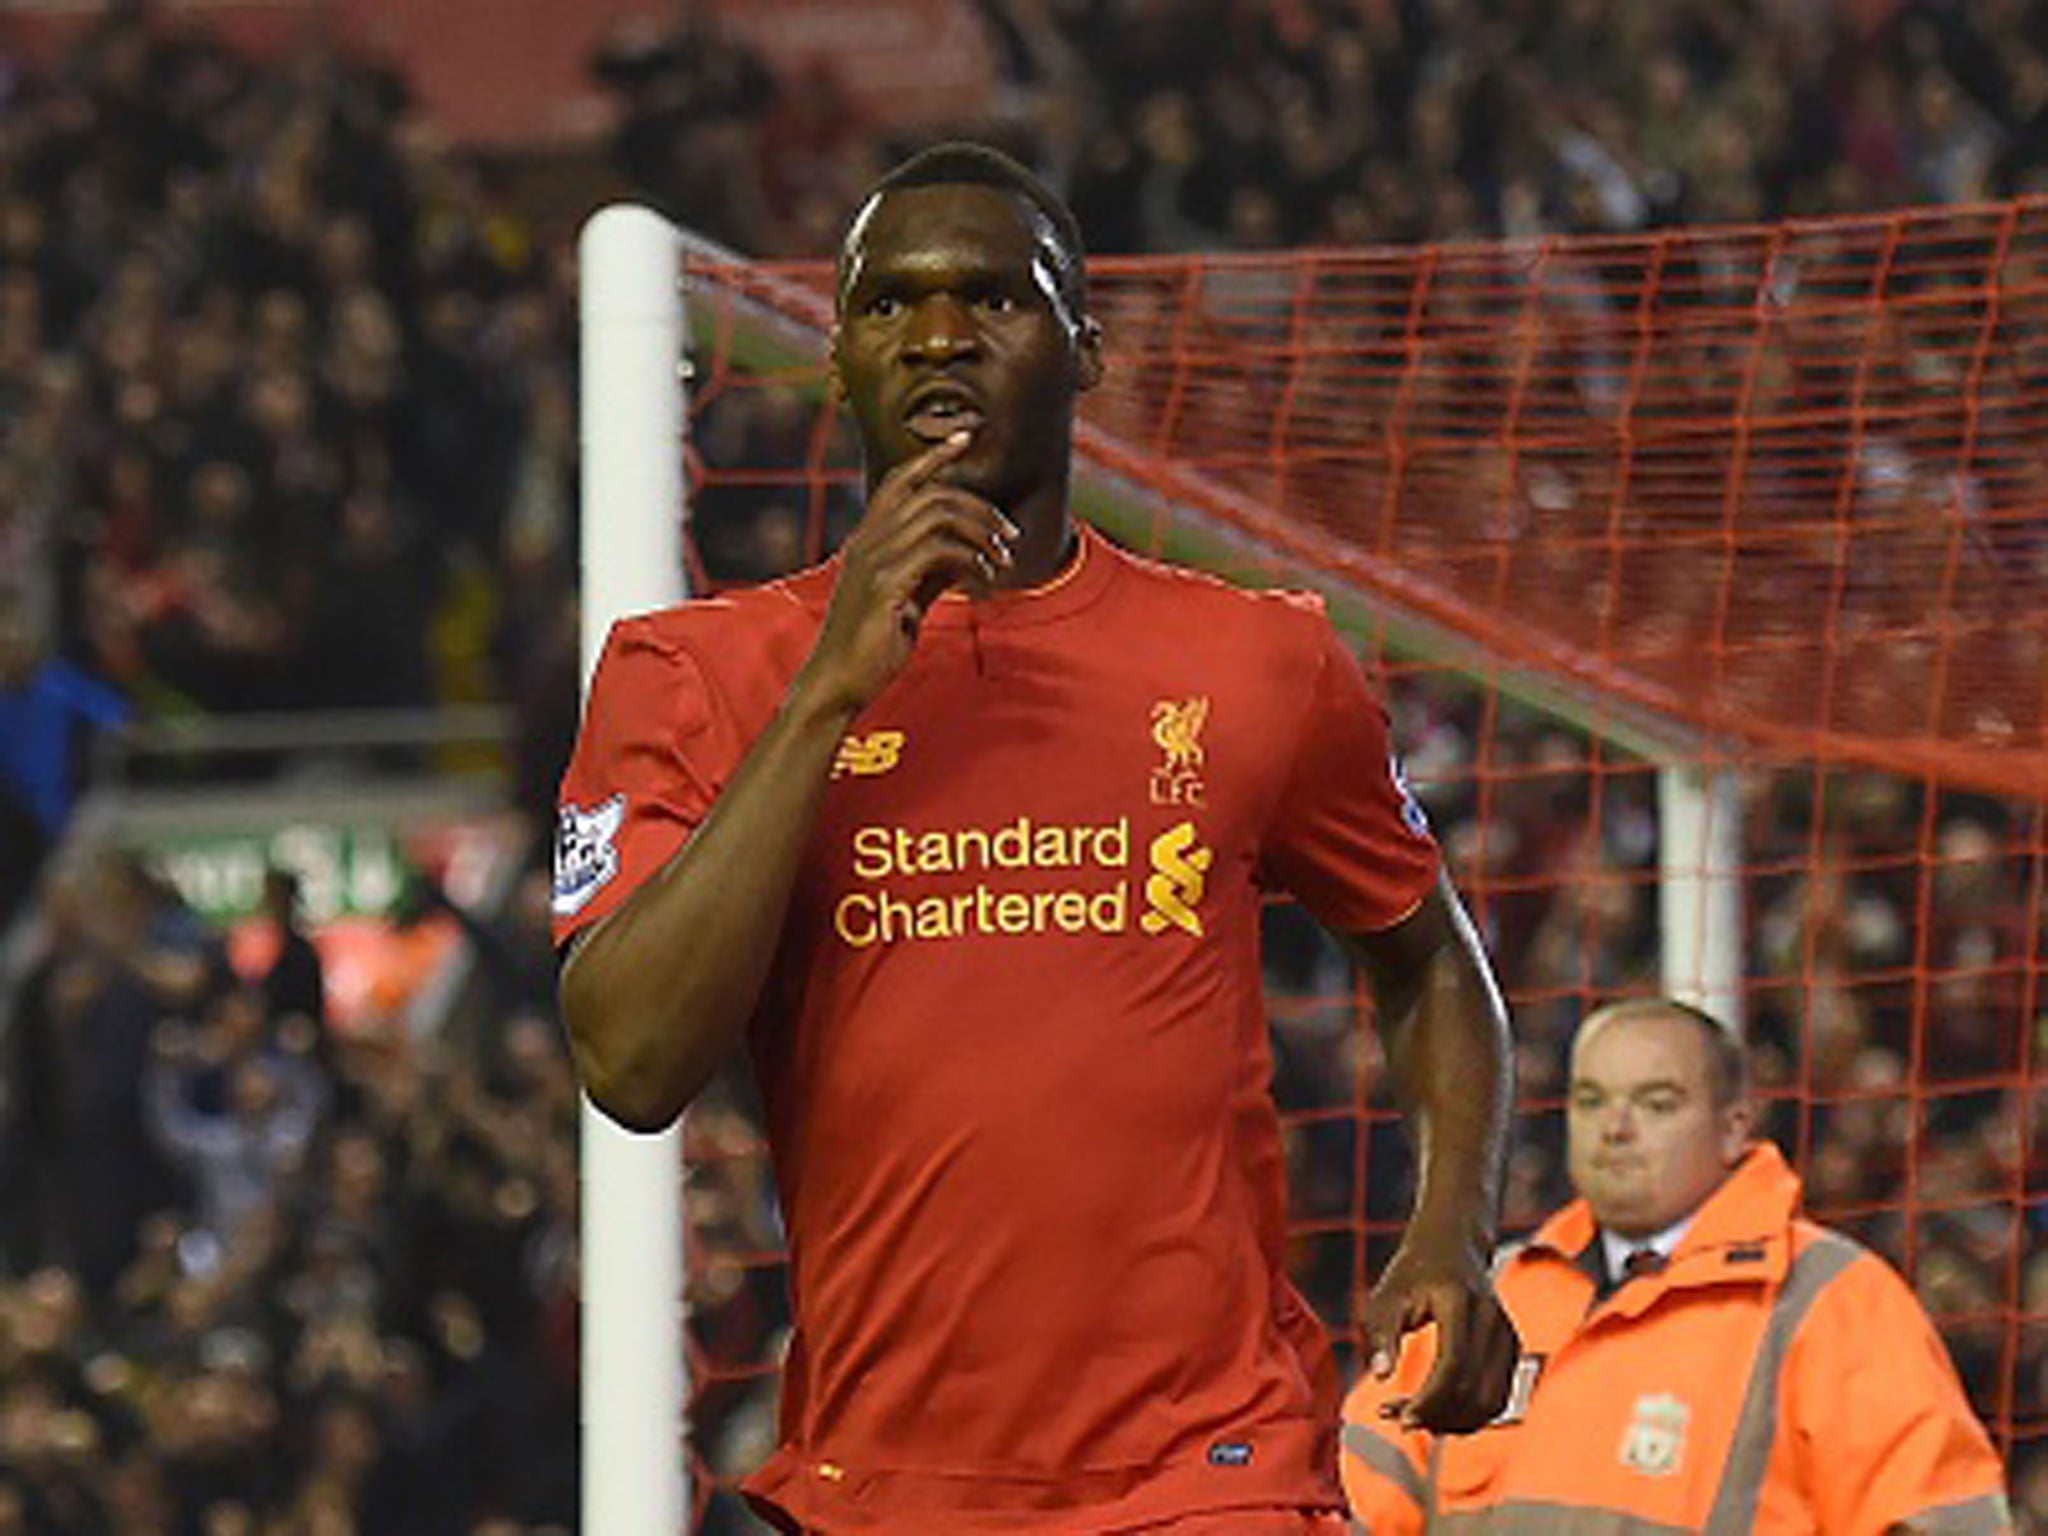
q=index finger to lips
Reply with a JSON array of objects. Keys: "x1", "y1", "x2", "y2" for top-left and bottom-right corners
[{"x1": 882, "y1": 429, "x2": 974, "y2": 497}]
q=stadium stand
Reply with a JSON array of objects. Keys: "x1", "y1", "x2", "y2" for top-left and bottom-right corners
[{"x1": 1, "y1": 1, "x2": 2044, "y2": 1532}]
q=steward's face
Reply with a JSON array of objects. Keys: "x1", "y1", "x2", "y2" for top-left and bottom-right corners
[
  {"x1": 1566, "y1": 1012, "x2": 1749, "y2": 1238},
  {"x1": 832, "y1": 184, "x2": 1094, "y2": 512}
]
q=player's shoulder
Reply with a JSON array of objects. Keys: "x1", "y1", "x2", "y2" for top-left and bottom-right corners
[
  {"x1": 1103, "y1": 533, "x2": 1332, "y2": 638},
  {"x1": 604, "y1": 562, "x2": 833, "y2": 660}
]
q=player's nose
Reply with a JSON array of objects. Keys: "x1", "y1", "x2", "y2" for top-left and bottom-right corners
[{"x1": 901, "y1": 295, "x2": 980, "y2": 364}]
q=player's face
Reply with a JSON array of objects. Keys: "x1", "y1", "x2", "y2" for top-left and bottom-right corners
[
  {"x1": 832, "y1": 184, "x2": 1099, "y2": 516},
  {"x1": 1565, "y1": 1011, "x2": 1750, "y2": 1239}
]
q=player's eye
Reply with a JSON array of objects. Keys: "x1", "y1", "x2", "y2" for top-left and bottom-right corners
[
  {"x1": 978, "y1": 291, "x2": 1019, "y2": 314},
  {"x1": 864, "y1": 294, "x2": 902, "y2": 318}
]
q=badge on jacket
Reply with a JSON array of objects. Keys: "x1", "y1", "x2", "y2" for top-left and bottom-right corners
[
  {"x1": 1619, "y1": 1392, "x2": 1689, "y2": 1477},
  {"x1": 1491, "y1": 1354, "x2": 1543, "y2": 1427}
]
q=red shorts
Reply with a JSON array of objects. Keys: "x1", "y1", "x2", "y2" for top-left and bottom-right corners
[
  {"x1": 1139, "y1": 1513, "x2": 1350, "y2": 1534},
  {"x1": 797, "y1": 1515, "x2": 1347, "y2": 1535}
]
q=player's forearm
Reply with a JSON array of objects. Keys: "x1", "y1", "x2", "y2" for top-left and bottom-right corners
[
  {"x1": 1359, "y1": 881, "x2": 1513, "y2": 1257},
  {"x1": 559, "y1": 674, "x2": 859, "y2": 1131}
]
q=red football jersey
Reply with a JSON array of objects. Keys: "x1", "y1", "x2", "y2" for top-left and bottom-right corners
[{"x1": 553, "y1": 524, "x2": 1440, "y2": 1532}]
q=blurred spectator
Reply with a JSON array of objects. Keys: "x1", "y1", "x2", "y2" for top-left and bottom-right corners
[
  {"x1": 257, "y1": 866, "x2": 327, "y2": 1043},
  {"x1": 1, "y1": 849, "x2": 213, "y2": 1297},
  {"x1": 145, "y1": 1022, "x2": 327, "y2": 1261},
  {"x1": 0, "y1": 592, "x2": 128, "y2": 930}
]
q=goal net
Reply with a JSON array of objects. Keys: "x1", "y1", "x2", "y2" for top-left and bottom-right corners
[{"x1": 581, "y1": 199, "x2": 2047, "y2": 1530}]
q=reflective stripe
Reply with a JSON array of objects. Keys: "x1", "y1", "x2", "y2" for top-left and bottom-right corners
[
  {"x1": 1342, "y1": 1423, "x2": 1428, "y2": 1512},
  {"x1": 1430, "y1": 1502, "x2": 1693, "y2": 1534},
  {"x1": 1704, "y1": 1230, "x2": 1863, "y2": 1535},
  {"x1": 1897, "y1": 1490, "x2": 2016, "y2": 1534}
]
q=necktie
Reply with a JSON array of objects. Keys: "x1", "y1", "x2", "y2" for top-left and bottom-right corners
[{"x1": 1623, "y1": 1247, "x2": 1664, "y2": 1281}]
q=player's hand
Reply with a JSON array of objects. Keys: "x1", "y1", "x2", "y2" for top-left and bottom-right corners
[
  {"x1": 799, "y1": 430, "x2": 1014, "y2": 712},
  {"x1": 1360, "y1": 1224, "x2": 1520, "y2": 1434}
]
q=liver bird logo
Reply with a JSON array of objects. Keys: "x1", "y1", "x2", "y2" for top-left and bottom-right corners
[{"x1": 1151, "y1": 697, "x2": 1209, "y2": 774}]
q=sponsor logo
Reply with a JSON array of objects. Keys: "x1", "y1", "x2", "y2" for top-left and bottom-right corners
[
  {"x1": 1207, "y1": 1441, "x2": 1254, "y2": 1468},
  {"x1": 835, "y1": 817, "x2": 1132, "y2": 947},
  {"x1": 830, "y1": 815, "x2": 1214, "y2": 948},
  {"x1": 1140, "y1": 820, "x2": 1212, "y2": 936},
  {"x1": 553, "y1": 795, "x2": 625, "y2": 917},
  {"x1": 1149, "y1": 697, "x2": 1209, "y2": 805},
  {"x1": 1618, "y1": 1392, "x2": 1689, "y2": 1478},
  {"x1": 834, "y1": 730, "x2": 906, "y2": 778}
]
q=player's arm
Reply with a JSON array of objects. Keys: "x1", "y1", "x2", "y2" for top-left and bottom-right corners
[
  {"x1": 1342, "y1": 877, "x2": 1519, "y2": 1433},
  {"x1": 560, "y1": 431, "x2": 1013, "y2": 1131}
]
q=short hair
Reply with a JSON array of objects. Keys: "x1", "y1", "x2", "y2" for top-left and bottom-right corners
[
  {"x1": 841, "y1": 141, "x2": 1087, "y2": 314},
  {"x1": 1575, "y1": 997, "x2": 1750, "y2": 1108}
]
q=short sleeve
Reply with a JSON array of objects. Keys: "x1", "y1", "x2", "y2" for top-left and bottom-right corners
[
  {"x1": 1259, "y1": 617, "x2": 1440, "y2": 934},
  {"x1": 550, "y1": 619, "x2": 729, "y2": 949}
]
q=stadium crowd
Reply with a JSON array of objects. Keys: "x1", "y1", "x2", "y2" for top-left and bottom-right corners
[
  {"x1": 0, "y1": 7, "x2": 583, "y2": 926},
  {"x1": 0, "y1": 0, "x2": 2042, "y2": 1531},
  {"x1": 0, "y1": 849, "x2": 579, "y2": 1533},
  {"x1": 602, "y1": 0, "x2": 2048, "y2": 258}
]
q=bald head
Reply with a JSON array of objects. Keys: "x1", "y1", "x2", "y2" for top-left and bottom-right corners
[{"x1": 1573, "y1": 999, "x2": 1749, "y2": 1108}]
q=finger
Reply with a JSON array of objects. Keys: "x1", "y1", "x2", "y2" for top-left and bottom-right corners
[
  {"x1": 895, "y1": 536, "x2": 1005, "y2": 622},
  {"x1": 871, "y1": 431, "x2": 993, "y2": 512},
  {"x1": 846, "y1": 436, "x2": 976, "y2": 547},
  {"x1": 1409, "y1": 1293, "x2": 1517, "y2": 1435},
  {"x1": 1469, "y1": 1299, "x2": 1523, "y2": 1423},
  {"x1": 878, "y1": 488, "x2": 1015, "y2": 546},
  {"x1": 1400, "y1": 1290, "x2": 1472, "y2": 1429},
  {"x1": 865, "y1": 498, "x2": 1016, "y2": 582},
  {"x1": 1356, "y1": 1285, "x2": 1414, "y2": 1383}
]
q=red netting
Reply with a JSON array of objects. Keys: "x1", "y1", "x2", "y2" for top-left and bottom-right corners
[{"x1": 663, "y1": 203, "x2": 2047, "y2": 1528}]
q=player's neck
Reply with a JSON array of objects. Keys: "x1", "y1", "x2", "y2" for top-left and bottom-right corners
[{"x1": 995, "y1": 501, "x2": 1076, "y2": 590}]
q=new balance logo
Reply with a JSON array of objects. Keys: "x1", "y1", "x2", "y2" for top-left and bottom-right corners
[{"x1": 834, "y1": 730, "x2": 906, "y2": 778}]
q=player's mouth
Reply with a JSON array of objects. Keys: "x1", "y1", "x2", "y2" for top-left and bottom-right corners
[{"x1": 903, "y1": 386, "x2": 986, "y2": 444}]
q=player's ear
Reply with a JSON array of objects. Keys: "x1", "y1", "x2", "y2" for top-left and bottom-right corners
[{"x1": 1076, "y1": 315, "x2": 1104, "y2": 392}]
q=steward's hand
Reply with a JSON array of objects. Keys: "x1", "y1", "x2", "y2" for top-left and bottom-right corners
[
  {"x1": 1360, "y1": 1223, "x2": 1520, "y2": 1434},
  {"x1": 799, "y1": 431, "x2": 1014, "y2": 712}
]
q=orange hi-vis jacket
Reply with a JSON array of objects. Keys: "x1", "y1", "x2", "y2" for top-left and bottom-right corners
[{"x1": 1341, "y1": 1144, "x2": 2012, "y2": 1535}]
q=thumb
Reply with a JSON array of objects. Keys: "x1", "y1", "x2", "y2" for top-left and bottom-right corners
[{"x1": 1359, "y1": 1285, "x2": 1411, "y2": 1381}]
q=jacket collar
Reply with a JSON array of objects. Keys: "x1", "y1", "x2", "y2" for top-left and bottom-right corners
[{"x1": 1525, "y1": 1142, "x2": 1803, "y2": 1306}]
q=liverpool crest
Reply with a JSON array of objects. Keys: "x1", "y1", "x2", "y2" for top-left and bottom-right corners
[
  {"x1": 1150, "y1": 697, "x2": 1210, "y2": 805},
  {"x1": 1618, "y1": 1392, "x2": 1689, "y2": 1478}
]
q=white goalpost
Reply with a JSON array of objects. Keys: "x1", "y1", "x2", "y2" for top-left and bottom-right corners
[
  {"x1": 577, "y1": 203, "x2": 690, "y2": 1535},
  {"x1": 1658, "y1": 765, "x2": 1746, "y2": 1035},
  {"x1": 567, "y1": 203, "x2": 1749, "y2": 1534}
]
